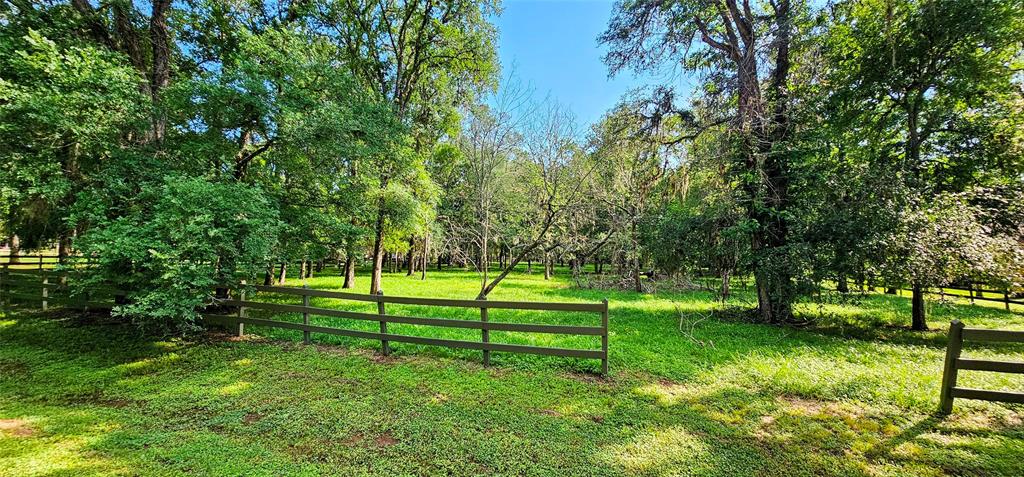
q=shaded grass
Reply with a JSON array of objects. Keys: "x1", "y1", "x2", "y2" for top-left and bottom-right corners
[{"x1": 1, "y1": 267, "x2": 1022, "y2": 476}]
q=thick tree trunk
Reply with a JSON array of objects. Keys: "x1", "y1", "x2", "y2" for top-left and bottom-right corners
[
  {"x1": 911, "y1": 283, "x2": 927, "y2": 331},
  {"x1": 543, "y1": 254, "x2": 551, "y2": 280},
  {"x1": 149, "y1": 0, "x2": 171, "y2": 142},
  {"x1": 277, "y1": 263, "x2": 287, "y2": 285},
  {"x1": 343, "y1": 256, "x2": 356, "y2": 289},
  {"x1": 57, "y1": 234, "x2": 71, "y2": 264},
  {"x1": 7, "y1": 234, "x2": 19, "y2": 263},
  {"x1": 263, "y1": 263, "x2": 273, "y2": 286}
]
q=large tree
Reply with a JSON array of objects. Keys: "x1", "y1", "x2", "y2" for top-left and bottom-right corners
[
  {"x1": 826, "y1": 0, "x2": 1024, "y2": 329},
  {"x1": 601, "y1": 0, "x2": 804, "y2": 322},
  {"x1": 313, "y1": 0, "x2": 500, "y2": 294}
]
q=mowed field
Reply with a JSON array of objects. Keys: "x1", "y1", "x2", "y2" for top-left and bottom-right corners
[{"x1": 1, "y1": 266, "x2": 1022, "y2": 476}]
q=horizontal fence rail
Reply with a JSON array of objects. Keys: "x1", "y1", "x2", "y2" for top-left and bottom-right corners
[
  {"x1": 820, "y1": 281, "x2": 1023, "y2": 312},
  {"x1": 207, "y1": 284, "x2": 610, "y2": 373},
  {"x1": 939, "y1": 320, "x2": 1024, "y2": 413},
  {"x1": 0, "y1": 270, "x2": 610, "y2": 374},
  {"x1": 0, "y1": 268, "x2": 114, "y2": 311}
]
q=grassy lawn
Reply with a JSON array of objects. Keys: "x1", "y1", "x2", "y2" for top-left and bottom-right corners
[{"x1": 1, "y1": 267, "x2": 1022, "y2": 476}]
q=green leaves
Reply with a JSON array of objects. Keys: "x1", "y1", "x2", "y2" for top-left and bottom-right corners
[{"x1": 75, "y1": 176, "x2": 281, "y2": 333}]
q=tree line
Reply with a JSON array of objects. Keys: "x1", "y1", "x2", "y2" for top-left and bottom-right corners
[{"x1": 0, "y1": 0, "x2": 1021, "y2": 332}]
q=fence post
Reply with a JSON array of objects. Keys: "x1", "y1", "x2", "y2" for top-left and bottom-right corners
[
  {"x1": 302, "y1": 284, "x2": 310, "y2": 344},
  {"x1": 377, "y1": 290, "x2": 389, "y2": 355},
  {"x1": 41, "y1": 274, "x2": 48, "y2": 311},
  {"x1": 601, "y1": 298, "x2": 609, "y2": 376},
  {"x1": 939, "y1": 320, "x2": 965, "y2": 414},
  {"x1": 1006, "y1": 290, "x2": 1011, "y2": 311},
  {"x1": 0, "y1": 266, "x2": 5, "y2": 308},
  {"x1": 236, "y1": 280, "x2": 246, "y2": 337},
  {"x1": 479, "y1": 296, "x2": 489, "y2": 366},
  {"x1": 968, "y1": 284, "x2": 975, "y2": 304},
  {"x1": 38, "y1": 255, "x2": 43, "y2": 271}
]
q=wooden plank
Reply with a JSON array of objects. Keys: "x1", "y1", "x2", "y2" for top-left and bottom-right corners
[
  {"x1": 601, "y1": 298, "x2": 609, "y2": 375},
  {"x1": 381, "y1": 294, "x2": 607, "y2": 313},
  {"x1": 4, "y1": 291, "x2": 112, "y2": 309},
  {"x1": 251, "y1": 285, "x2": 605, "y2": 312},
  {"x1": 950, "y1": 387, "x2": 1024, "y2": 404},
  {"x1": 220, "y1": 299, "x2": 604, "y2": 335},
  {"x1": 962, "y1": 328, "x2": 1024, "y2": 343},
  {"x1": 480, "y1": 297, "x2": 489, "y2": 366},
  {"x1": 377, "y1": 290, "x2": 389, "y2": 355},
  {"x1": 956, "y1": 358, "x2": 1024, "y2": 374},
  {"x1": 204, "y1": 315, "x2": 604, "y2": 359},
  {"x1": 939, "y1": 320, "x2": 964, "y2": 414}
]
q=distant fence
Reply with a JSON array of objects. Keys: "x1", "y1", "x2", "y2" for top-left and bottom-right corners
[
  {"x1": 939, "y1": 320, "x2": 1024, "y2": 413},
  {"x1": 822, "y1": 281, "x2": 1023, "y2": 312},
  {"x1": 0, "y1": 266, "x2": 610, "y2": 374},
  {"x1": 207, "y1": 284, "x2": 610, "y2": 374},
  {"x1": 0, "y1": 254, "x2": 66, "y2": 269},
  {"x1": 0, "y1": 268, "x2": 114, "y2": 311}
]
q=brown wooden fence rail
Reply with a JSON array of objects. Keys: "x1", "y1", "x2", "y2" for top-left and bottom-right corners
[
  {"x1": 0, "y1": 254, "x2": 66, "y2": 270},
  {"x1": 0, "y1": 268, "x2": 114, "y2": 311},
  {"x1": 0, "y1": 270, "x2": 610, "y2": 374},
  {"x1": 939, "y1": 320, "x2": 1024, "y2": 413},
  {"x1": 206, "y1": 284, "x2": 610, "y2": 374}
]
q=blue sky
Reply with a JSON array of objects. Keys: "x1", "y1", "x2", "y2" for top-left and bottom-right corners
[{"x1": 493, "y1": 0, "x2": 690, "y2": 127}]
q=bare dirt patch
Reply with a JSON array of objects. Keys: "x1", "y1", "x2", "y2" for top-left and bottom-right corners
[
  {"x1": 242, "y1": 412, "x2": 263, "y2": 424},
  {"x1": 0, "y1": 419, "x2": 35, "y2": 437},
  {"x1": 374, "y1": 432, "x2": 398, "y2": 447}
]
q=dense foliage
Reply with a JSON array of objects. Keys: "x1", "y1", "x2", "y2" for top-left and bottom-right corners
[{"x1": 0, "y1": 0, "x2": 1021, "y2": 331}]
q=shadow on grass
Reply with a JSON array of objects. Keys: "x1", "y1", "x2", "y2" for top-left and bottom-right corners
[{"x1": 2, "y1": 311, "x2": 1023, "y2": 476}]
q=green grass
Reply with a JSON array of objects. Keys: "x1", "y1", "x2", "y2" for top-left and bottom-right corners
[{"x1": 1, "y1": 266, "x2": 1022, "y2": 476}]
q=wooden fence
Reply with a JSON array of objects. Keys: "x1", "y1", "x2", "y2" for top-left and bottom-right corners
[
  {"x1": 0, "y1": 267, "x2": 610, "y2": 374},
  {"x1": 0, "y1": 254, "x2": 65, "y2": 270},
  {"x1": 207, "y1": 284, "x2": 610, "y2": 374},
  {"x1": 939, "y1": 320, "x2": 1024, "y2": 413},
  {"x1": 0, "y1": 268, "x2": 113, "y2": 311},
  {"x1": 823, "y1": 281, "x2": 1023, "y2": 312}
]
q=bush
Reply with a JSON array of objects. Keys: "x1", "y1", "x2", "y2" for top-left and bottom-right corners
[{"x1": 74, "y1": 176, "x2": 280, "y2": 332}]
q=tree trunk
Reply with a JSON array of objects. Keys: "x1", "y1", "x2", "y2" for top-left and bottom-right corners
[
  {"x1": 406, "y1": 236, "x2": 415, "y2": 276},
  {"x1": 369, "y1": 212, "x2": 385, "y2": 294},
  {"x1": 543, "y1": 253, "x2": 551, "y2": 280},
  {"x1": 911, "y1": 283, "x2": 927, "y2": 331},
  {"x1": 633, "y1": 256, "x2": 642, "y2": 293},
  {"x1": 7, "y1": 234, "x2": 20, "y2": 263},
  {"x1": 720, "y1": 270, "x2": 731, "y2": 301},
  {"x1": 57, "y1": 234, "x2": 71, "y2": 264},
  {"x1": 263, "y1": 264, "x2": 273, "y2": 286},
  {"x1": 837, "y1": 275, "x2": 849, "y2": 293},
  {"x1": 149, "y1": 0, "x2": 172, "y2": 142},
  {"x1": 886, "y1": 287, "x2": 897, "y2": 295},
  {"x1": 277, "y1": 262, "x2": 287, "y2": 285},
  {"x1": 420, "y1": 234, "x2": 429, "y2": 280},
  {"x1": 343, "y1": 256, "x2": 356, "y2": 289}
]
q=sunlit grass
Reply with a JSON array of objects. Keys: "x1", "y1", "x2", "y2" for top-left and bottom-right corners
[{"x1": 0, "y1": 266, "x2": 1021, "y2": 475}]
